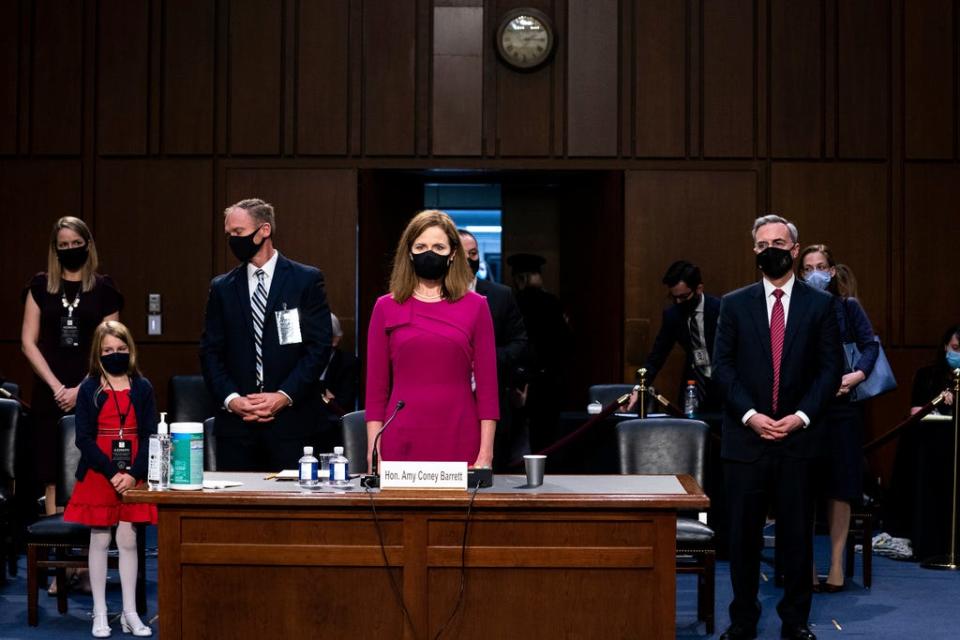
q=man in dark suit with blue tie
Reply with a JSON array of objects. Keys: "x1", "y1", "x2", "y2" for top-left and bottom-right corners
[
  {"x1": 714, "y1": 215, "x2": 842, "y2": 640},
  {"x1": 200, "y1": 198, "x2": 332, "y2": 471},
  {"x1": 641, "y1": 260, "x2": 722, "y2": 411}
]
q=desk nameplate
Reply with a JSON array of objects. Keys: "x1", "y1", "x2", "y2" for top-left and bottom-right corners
[{"x1": 380, "y1": 460, "x2": 468, "y2": 489}]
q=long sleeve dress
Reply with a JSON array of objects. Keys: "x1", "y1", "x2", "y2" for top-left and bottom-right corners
[{"x1": 365, "y1": 292, "x2": 499, "y2": 463}]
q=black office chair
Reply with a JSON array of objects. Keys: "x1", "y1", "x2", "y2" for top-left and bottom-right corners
[
  {"x1": 340, "y1": 410, "x2": 366, "y2": 474},
  {"x1": 203, "y1": 417, "x2": 218, "y2": 472},
  {"x1": 168, "y1": 375, "x2": 218, "y2": 424},
  {"x1": 0, "y1": 398, "x2": 19, "y2": 582},
  {"x1": 588, "y1": 384, "x2": 635, "y2": 407},
  {"x1": 616, "y1": 418, "x2": 715, "y2": 634},
  {"x1": 25, "y1": 415, "x2": 146, "y2": 626},
  {"x1": 1, "y1": 381, "x2": 21, "y2": 400}
]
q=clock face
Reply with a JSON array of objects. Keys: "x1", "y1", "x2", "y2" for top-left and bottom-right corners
[{"x1": 498, "y1": 12, "x2": 553, "y2": 69}]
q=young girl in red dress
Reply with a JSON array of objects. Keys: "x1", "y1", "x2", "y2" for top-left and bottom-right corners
[{"x1": 64, "y1": 320, "x2": 156, "y2": 637}]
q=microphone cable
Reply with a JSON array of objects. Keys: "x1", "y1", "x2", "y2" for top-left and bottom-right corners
[
  {"x1": 432, "y1": 479, "x2": 482, "y2": 640},
  {"x1": 365, "y1": 484, "x2": 419, "y2": 640}
]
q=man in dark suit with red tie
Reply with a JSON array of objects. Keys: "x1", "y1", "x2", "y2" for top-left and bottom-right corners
[{"x1": 713, "y1": 215, "x2": 842, "y2": 640}]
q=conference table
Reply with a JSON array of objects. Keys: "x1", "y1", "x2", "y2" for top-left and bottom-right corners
[{"x1": 127, "y1": 473, "x2": 708, "y2": 639}]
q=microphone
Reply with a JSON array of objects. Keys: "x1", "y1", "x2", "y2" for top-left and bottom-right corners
[{"x1": 361, "y1": 400, "x2": 405, "y2": 488}]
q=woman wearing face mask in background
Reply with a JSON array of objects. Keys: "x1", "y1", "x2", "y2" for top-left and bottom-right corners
[
  {"x1": 364, "y1": 210, "x2": 499, "y2": 472},
  {"x1": 797, "y1": 245, "x2": 878, "y2": 592},
  {"x1": 21, "y1": 216, "x2": 123, "y2": 519},
  {"x1": 63, "y1": 321, "x2": 156, "y2": 637},
  {"x1": 879, "y1": 324, "x2": 960, "y2": 562}
]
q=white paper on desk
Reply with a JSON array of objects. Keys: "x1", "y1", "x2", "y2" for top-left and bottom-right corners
[
  {"x1": 202, "y1": 480, "x2": 244, "y2": 489},
  {"x1": 921, "y1": 413, "x2": 952, "y2": 422},
  {"x1": 274, "y1": 469, "x2": 300, "y2": 480}
]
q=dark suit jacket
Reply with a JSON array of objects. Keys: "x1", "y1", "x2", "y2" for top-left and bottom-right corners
[
  {"x1": 319, "y1": 348, "x2": 359, "y2": 413},
  {"x1": 644, "y1": 294, "x2": 721, "y2": 384},
  {"x1": 74, "y1": 375, "x2": 157, "y2": 481},
  {"x1": 476, "y1": 279, "x2": 528, "y2": 388},
  {"x1": 713, "y1": 280, "x2": 842, "y2": 462},
  {"x1": 199, "y1": 253, "x2": 333, "y2": 438}
]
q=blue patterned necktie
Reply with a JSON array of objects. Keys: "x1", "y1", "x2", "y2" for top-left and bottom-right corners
[{"x1": 252, "y1": 269, "x2": 267, "y2": 390}]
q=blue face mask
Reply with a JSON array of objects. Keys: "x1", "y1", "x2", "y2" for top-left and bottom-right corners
[
  {"x1": 804, "y1": 270, "x2": 832, "y2": 291},
  {"x1": 946, "y1": 350, "x2": 960, "y2": 370}
]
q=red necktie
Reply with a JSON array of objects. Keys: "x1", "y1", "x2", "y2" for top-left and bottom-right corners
[{"x1": 770, "y1": 289, "x2": 785, "y2": 414}]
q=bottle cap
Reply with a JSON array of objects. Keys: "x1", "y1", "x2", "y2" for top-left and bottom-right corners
[
  {"x1": 687, "y1": 380, "x2": 696, "y2": 385},
  {"x1": 158, "y1": 411, "x2": 168, "y2": 435},
  {"x1": 304, "y1": 446, "x2": 314, "y2": 455},
  {"x1": 334, "y1": 446, "x2": 344, "y2": 455}
]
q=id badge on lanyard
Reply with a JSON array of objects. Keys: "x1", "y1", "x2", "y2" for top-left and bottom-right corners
[
  {"x1": 109, "y1": 389, "x2": 133, "y2": 471},
  {"x1": 60, "y1": 316, "x2": 80, "y2": 348}
]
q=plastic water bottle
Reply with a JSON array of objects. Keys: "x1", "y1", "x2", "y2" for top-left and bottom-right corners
[
  {"x1": 330, "y1": 446, "x2": 349, "y2": 487},
  {"x1": 148, "y1": 412, "x2": 171, "y2": 490},
  {"x1": 299, "y1": 446, "x2": 319, "y2": 488},
  {"x1": 684, "y1": 380, "x2": 699, "y2": 419}
]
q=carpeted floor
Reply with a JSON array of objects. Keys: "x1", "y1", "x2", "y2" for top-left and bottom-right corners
[{"x1": 2, "y1": 532, "x2": 958, "y2": 638}]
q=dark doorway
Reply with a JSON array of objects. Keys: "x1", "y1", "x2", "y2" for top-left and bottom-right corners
[{"x1": 357, "y1": 170, "x2": 625, "y2": 410}]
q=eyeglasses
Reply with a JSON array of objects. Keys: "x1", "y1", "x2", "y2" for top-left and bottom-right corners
[
  {"x1": 754, "y1": 239, "x2": 792, "y2": 252},
  {"x1": 671, "y1": 290, "x2": 695, "y2": 304}
]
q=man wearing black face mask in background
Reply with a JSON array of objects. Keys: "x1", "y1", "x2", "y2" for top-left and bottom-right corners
[
  {"x1": 713, "y1": 214, "x2": 841, "y2": 640},
  {"x1": 200, "y1": 198, "x2": 333, "y2": 471},
  {"x1": 458, "y1": 229, "x2": 528, "y2": 469},
  {"x1": 635, "y1": 260, "x2": 721, "y2": 413}
]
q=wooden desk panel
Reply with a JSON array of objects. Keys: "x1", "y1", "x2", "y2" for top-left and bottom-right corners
[{"x1": 130, "y1": 474, "x2": 707, "y2": 639}]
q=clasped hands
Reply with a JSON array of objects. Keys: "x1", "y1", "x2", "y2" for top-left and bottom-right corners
[
  {"x1": 110, "y1": 472, "x2": 136, "y2": 494},
  {"x1": 229, "y1": 392, "x2": 291, "y2": 422},
  {"x1": 53, "y1": 385, "x2": 78, "y2": 412},
  {"x1": 747, "y1": 413, "x2": 804, "y2": 440}
]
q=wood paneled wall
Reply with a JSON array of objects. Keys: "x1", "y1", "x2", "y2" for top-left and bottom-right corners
[{"x1": 2, "y1": 0, "x2": 959, "y2": 481}]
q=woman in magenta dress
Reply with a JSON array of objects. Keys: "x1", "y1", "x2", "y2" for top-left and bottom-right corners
[
  {"x1": 64, "y1": 321, "x2": 156, "y2": 637},
  {"x1": 365, "y1": 209, "x2": 499, "y2": 470}
]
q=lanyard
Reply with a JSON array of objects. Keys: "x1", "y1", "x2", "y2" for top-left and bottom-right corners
[{"x1": 104, "y1": 378, "x2": 132, "y2": 438}]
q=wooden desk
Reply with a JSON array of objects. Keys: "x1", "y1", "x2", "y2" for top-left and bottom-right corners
[{"x1": 128, "y1": 473, "x2": 707, "y2": 639}]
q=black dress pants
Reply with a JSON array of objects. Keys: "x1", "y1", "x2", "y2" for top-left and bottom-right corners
[{"x1": 724, "y1": 451, "x2": 816, "y2": 630}]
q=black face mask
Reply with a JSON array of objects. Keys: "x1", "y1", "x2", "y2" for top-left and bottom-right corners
[
  {"x1": 756, "y1": 247, "x2": 794, "y2": 279},
  {"x1": 57, "y1": 245, "x2": 89, "y2": 271},
  {"x1": 467, "y1": 257, "x2": 481, "y2": 276},
  {"x1": 411, "y1": 251, "x2": 451, "y2": 280},
  {"x1": 677, "y1": 293, "x2": 701, "y2": 315},
  {"x1": 228, "y1": 226, "x2": 265, "y2": 263},
  {"x1": 100, "y1": 352, "x2": 130, "y2": 376}
]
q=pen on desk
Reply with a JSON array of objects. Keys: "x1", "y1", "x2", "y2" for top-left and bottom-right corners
[
  {"x1": 263, "y1": 472, "x2": 278, "y2": 480},
  {"x1": 831, "y1": 619, "x2": 842, "y2": 631}
]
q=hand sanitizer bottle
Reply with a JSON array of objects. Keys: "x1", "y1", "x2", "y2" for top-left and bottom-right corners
[{"x1": 148, "y1": 412, "x2": 171, "y2": 490}]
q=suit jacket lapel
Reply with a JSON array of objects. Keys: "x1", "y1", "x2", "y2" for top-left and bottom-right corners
[
  {"x1": 232, "y1": 265, "x2": 254, "y2": 338},
  {"x1": 264, "y1": 254, "x2": 290, "y2": 316},
  {"x1": 782, "y1": 282, "x2": 810, "y2": 360},
  {"x1": 748, "y1": 283, "x2": 773, "y2": 367}
]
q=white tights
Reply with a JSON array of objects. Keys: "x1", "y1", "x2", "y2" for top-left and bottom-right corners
[{"x1": 88, "y1": 522, "x2": 139, "y2": 614}]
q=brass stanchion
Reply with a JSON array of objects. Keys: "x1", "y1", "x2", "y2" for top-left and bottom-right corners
[
  {"x1": 636, "y1": 368, "x2": 648, "y2": 419},
  {"x1": 921, "y1": 368, "x2": 960, "y2": 570}
]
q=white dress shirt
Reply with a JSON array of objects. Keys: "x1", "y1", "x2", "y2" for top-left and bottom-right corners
[
  {"x1": 225, "y1": 250, "x2": 291, "y2": 410},
  {"x1": 742, "y1": 274, "x2": 810, "y2": 427}
]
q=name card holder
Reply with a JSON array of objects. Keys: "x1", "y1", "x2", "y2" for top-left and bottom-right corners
[{"x1": 380, "y1": 461, "x2": 468, "y2": 490}]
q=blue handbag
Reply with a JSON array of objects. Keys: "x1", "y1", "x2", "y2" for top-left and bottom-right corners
[{"x1": 843, "y1": 337, "x2": 897, "y2": 402}]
